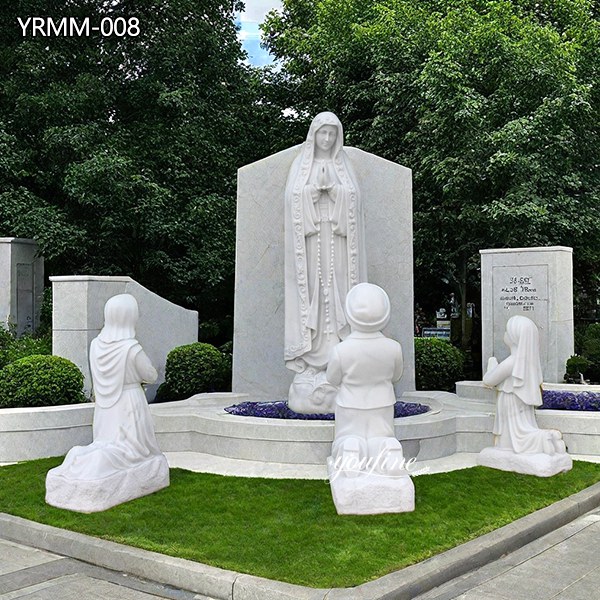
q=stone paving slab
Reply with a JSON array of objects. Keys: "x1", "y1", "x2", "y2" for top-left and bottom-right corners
[
  {"x1": 0, "y1": 541, "x2": 60, "y2": 577},
  {"x1": 415, "y1": 510, "x2": 600, "y2": 600},
  {"x1": 415, "y1": 512, "x2": 600, "y2": 600},
  {"x1": 2, "y1": 480, "x2": 600, "y2": 599},
  {"x1": 551, "y1": 566, "x2": 600, "y2": 600},
  {"x1": 0, "y1": 573, "x2": 167, "y2": 600},
  {"x1": 0, "y1": 539, "x2": 206, "y2": 600}
]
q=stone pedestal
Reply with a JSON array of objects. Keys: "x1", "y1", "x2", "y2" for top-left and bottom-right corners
[
  {"x1": 0, "y1": 238, "x2": 44, "y2": 335},
  {"x1": 480, "y1": 247, "x2": 574, "y2": 383},
  {"x1": 327, "y1": 458, "x2": 415, "y2": 515},
  {"x1": 45, "y1": 454, "x2": 169, "y2": 513},
  {"x1": 477, "y1": 446, "x2": 572, "y2": 477}
]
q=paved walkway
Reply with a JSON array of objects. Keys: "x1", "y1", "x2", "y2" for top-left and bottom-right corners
[
  {"x1": 0, "y1": 538, "x2": 207, "y2": 599},
  {"x1": 415, "y1": 507, "x2": 600, "y2": 600}
]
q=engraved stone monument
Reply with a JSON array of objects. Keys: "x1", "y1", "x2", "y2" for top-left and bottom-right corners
[
  {"x1": 480, "y1": 247, "x2": 574, "y2": 383},
  {"x1": 0, "y1": 238, "x2": 44, "y2": 335}
]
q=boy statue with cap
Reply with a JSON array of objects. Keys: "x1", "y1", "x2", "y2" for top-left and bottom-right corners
[{"x1": 326, "y1": 282, "x2": 415, "y2": 514}]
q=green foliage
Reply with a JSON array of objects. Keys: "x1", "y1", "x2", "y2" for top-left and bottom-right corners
[
  {"x1": 263, "y1": 0, "x2": 600, "y2": 314},
  {"x1": 565, "y1": 323, "x2": 600, "y2": 382},
  {"x1": 0, "y1": 355, "x2": 86, "y2": 408},
  {"x1": 2, "y1": 457, "x2": 600, "y2": 588},
  {"x1": 0, "y1": 1, "x2": 277, "y2": 338},
  {"x1": 0, "y1": 326, "x2": 52, "y2": 370},
  {"x1": 37, "y1": 287, "x2": 53, "y2": 338},
  {"x1": 159, "y1": 342, "x2": 229, "y2": 401},
  {"x1": 579, "y1": 323, "x2": 600, "y2": 382},
  {"x1": 218, "y1": 340, "x2": 233, "y2": 391},
  {"x1": 0, "y1": 334, "x2": 51, "y2": 370},
  {"x1": 414, "y1": 337, "x2": 465, "y2": 391},
  {"x1": 564, "y1": 354, "x2": 592, "y2": 383}
]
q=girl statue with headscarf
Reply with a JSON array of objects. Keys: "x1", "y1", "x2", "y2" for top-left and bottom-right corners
[
  {"x1": 284, "y1": 112, "x2": 367, "y2": 413},
  {"x1": 46, "y1": 294, "x2": 170, "y2": 512},
  {"x1": 478, "y1": 315, "x2": 571, "y2": 476}
]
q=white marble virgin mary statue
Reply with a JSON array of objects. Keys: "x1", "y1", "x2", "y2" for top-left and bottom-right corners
[
  {"x1": 285, "y1": 112, "x2": 367, "y2": 413},
  {"x1": 45, "y1": 294, "x2": 170, "y2": 512}
]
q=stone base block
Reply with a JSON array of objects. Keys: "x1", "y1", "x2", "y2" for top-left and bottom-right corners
[
  {"x1": 327, "y1": 458, "x2": 415, "y2": 515},
  {"x1": 477, "y1": 446, "x2": 573, "y2": 477},
  {"x1": 45, "y1": 454, "x2": 170, "y2": 513}
]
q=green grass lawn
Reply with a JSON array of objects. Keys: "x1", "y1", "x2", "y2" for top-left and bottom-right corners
[{"x1": 1, "y1": 457, "x2": 600, "y2": 588}]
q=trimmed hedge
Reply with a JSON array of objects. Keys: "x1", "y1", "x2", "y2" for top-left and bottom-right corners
[
  {"x1": 0, "y1": 355, "x2": 87, "y2": 408},
  {"x1": 415, "y1": 338, "x2": 465, "y2": 392},
  {"x1": 157, "y1": 342, "x2": 229, "y2": 402},
  {"x1": 157, "y1": 337, "x2": 466, "y2": 402}
]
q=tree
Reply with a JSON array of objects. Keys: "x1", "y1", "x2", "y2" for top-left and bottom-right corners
[
  {"x1": 0, "y1": 0, "x2": 269, "y2": 337},
  {"x1": 263, "y1": 0, "x2": 600, "y2": 339}
]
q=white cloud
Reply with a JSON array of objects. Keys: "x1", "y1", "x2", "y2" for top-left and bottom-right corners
[
  {"x1": 237, "y1": 1, "x2": 282, "y2": 66},
  {"x1": 239, "y1": 0, "x2": 282, "y2": 24},
  {"x1": 238, "y1": 21, "x2": 259, "y2": 42}
]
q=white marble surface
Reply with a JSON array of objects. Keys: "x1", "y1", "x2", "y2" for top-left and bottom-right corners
[
  {"x1": 7, "y1": 391, "x2": 600, "y2": 465},
  {"x1": 234, "y1": 145, "x2": 415, "y2": 400},
  {"x1": 46, "y1": 454, "x2": 169, "y2": 512},
  {"x1": 0, "y1": 403, "x2": 94, "y2": 462},
  {"x1": 51, "y1": 276, "x2": 198, "y2": 399},
  {"x1": 480, "y1": 247, "x2": 573, "y2": 383},
  {"x1": 478, "y1": 446, "x2": 573, "y2": 477},
  {"x1": 328, "y1": 457, "x2": 415, "y2": 514},
  {"x1": 455, "y1": 380, "x2": 497, "y2": 405}
]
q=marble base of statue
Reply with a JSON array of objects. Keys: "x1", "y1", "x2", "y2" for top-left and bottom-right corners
[
  {"x1": 477, "y1": 446, "x2": 573, "y2": 477},
  {"x1": 45, "y1": 454, "x2": 170, "y2": 513},
  {"x1": 327, "y1": 457, "x2": 415, "y2": 515},
  {"x1": 288, "y1": 368, "x2": 336, "y2": 414}
]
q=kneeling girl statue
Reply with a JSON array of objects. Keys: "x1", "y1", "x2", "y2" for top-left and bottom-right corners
[
  {"x1": 46, "y1": 294, "x2": 170, "y2": 512},
  {"x1": 478, "y1": 315, "x2": 572, "y2": 476}
]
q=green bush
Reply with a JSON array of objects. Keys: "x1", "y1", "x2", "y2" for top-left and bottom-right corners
[
  {"x1": 0, "y1": 320, "x2": 53, "y2": 370},
  {"x1": 0, "y1": 331, "x2": 52, "y2": 370},
  {"x1": 0, "y1": 355, "x2": 87, "y2": 408},
  {"x1": 565, "y1": 354, "x2": 592, "y2": 383},
  {"x1": 158, "y1": 342, "x2": 228, "y2": 402},
  {"x1": 414, "y1": 338, "x2": 465, "y2": 392},
  {"x1": 218, "y1": 341, "x2": 233, "y2": 393},
  {"x1": 571, "y1": 323, "x2": 600, "y2": 383}
]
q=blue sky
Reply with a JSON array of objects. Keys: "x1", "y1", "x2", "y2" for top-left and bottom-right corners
[{"x1": 237, "y1": 1, "x2": 282, "y2": 66}]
